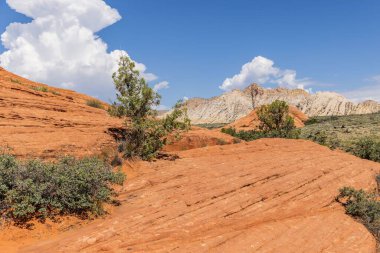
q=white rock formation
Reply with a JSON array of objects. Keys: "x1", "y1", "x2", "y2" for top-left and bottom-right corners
[{"x1": 184, "y1": 84, "x2": 380, "y2": 124}]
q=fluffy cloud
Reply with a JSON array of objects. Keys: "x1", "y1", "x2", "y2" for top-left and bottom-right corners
[
  {"x1": 0, "y1": 0, "x2": 160, "y2": 100},
  {"x1": 343, "y1": 76, "x2": 380, "y2": 102},
  {"x1": 220, "y1": 56, "x2": 309, "y2": 91},
  {"x1": 153, "y1": 81, "x2": 169, "y2": 92}
]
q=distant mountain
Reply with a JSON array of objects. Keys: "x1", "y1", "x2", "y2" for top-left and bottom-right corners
[{"x1": 184, "y1": 84, "x2": 380, "y2": 124}]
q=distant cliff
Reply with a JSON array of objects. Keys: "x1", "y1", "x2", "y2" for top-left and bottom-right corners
[{"x1": 184, "y1": 84, "x2": 380, "y2": 124}]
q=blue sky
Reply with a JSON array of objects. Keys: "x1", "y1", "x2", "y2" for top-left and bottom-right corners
[{"x1": 1, "y1": 0, "x2": 380, "y2": 106}]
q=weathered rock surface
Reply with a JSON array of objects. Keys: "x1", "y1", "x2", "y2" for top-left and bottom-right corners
[
  {"x1": 163, "y1": 126, "x2": 239, "y2": 152},
  {"x1": 21, "y1": 139, "x2": 379, "y2": 253},
  {"x1": 0, "y1": 67, "x2": 121, "y2": 159},
  {"x1": 185, "y1": 84, "x2": 380, "y2": 124}
]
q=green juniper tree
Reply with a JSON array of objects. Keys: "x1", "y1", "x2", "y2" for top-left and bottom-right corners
[{"x1": 109, "y1": 56, "x2": 190, "y2": 160}]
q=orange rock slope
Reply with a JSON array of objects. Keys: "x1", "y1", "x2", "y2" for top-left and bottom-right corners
[
  {"x1": 163, "y1": 126, "x2": 240, "y2": 152},
  {"x1": 224, "y1": 106, "x2": 308, "y2": 131},
  {"x1": 0, "y1": 67, "x2": 122, "y2": 159},
  {"x1": 20, "y1": 139, "x2": 379, "y2": 253}
]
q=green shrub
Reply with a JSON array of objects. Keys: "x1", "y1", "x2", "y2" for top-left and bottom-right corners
[
  {"x1": 51, "y1": 90, "x2": 61, "y2": 96},
  {"x1": 303, "y1": 130, "x2": 340, "y2": 149},
  {"x1": 350, "y1": 137, "x2": 380, "y2": 162},
  {"x1": 0, "y1": 154, "x2": 124, "y2": 223},
  {"x1": 86, "y1": 99, "x2": 104, "y2": 109},
  {"x1": 304, "y1": 117, "x2": 319, "y2": 125},
  {"x1": 10, "y1": 78, "x2": 22, "y2": 84},
  {"x1": 32, "y1": 86, "x2": 48, "y2": 92},
  {"x1": 305, "y1": 116, "x2": 339, "y2": 125},
  {"x1": 216, "y1": 138, "x2": 227, "y2": 145},
  {"x1": 122, "y1": 119, "x2": 167, "y2": 160},
  {"x1": 222, "y1": 100, "x2": 300, "y2": 141},
  {"x1": 221, "y1": 127, "x2": 300, "y2": 142},
  {"x1": 256, "y1": 100, "x2": 296, "y2": 135},
  {"x1": 196, "y1": 123, "x2": 228, "y2": 129},
  {"x1": 337, "y1": 186, "x2": 380, "y2": 238}
]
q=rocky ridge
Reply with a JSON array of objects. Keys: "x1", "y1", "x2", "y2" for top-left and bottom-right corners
[
  {"x1": 185, "y1": 84, "x2": 380, "y2": 124},
  {"x1": 0, "y1": 67, "x2": 122, "y2": 159}
]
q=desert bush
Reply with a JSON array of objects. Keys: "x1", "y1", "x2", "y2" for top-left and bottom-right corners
[
  {"x1": 350, "y1": 137, "x2": 380, "y2": 162},
  {"x1": 305, "y1": 116, "x2": 339, "y2": 125},
  {"x1": 32, "y1": 86, "x2": 48, "y2": 92},
  {"x1": 221, "y1": 100, "x2": 301, "y2": 142},
  {"x1": 10, "y1": 78, "x2": 22, "y2": 84},
  {"x1": 221, "y1": 127, "x2": 300, "y2": 142},
  {"x1": 216, "y1": 138, "x2": 228, "y2": 145},
  {"x1": 86, "y1": 99, "x2": 104, "y2": 109},
  {"x1": 109, "y1": 56, "x2": 190, "y2": 160},
  {"x1": 0, "y1": 154, "x2": 124, "y2": 223},
  {"x1": 256, "y1": 100, "x2": 296, "y2": 135},
  {"x1": 196, "y1": 123, "x2": 228, "y2": 129},
  {"x1": 303, "y1": 130, "x2": 340, "y2": 149},
  {"x1": 161, "y1": 101, "x2": 191, "y2": 133},
  {"x1": 221, "y1": 100, "x2": 301, "y2": 140},
  {"x1": 337, "y1": 186, "x2": 380, "y2": 239},
  {"x1": 51, "y1": 90, "x2": 61, "y2": 96}
]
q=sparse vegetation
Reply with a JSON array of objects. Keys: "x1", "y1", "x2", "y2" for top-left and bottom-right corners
[
  {"x1": 109, "y1": 56, "x2": 190, "y2": 160},
  {"x1": 86, "y1": 99, "x2": 104, "y2": 109},
  {"x1": 216, "y1": 138, "x2": 228, "y2": 145},
  {"x1": 349, "y1": 137, "x2": 380, "y2": 162},
  {"x1": 195, "y1": 123, "x2": 228, "y2": 129},
  {"x1": 0, "y1": 154, "x2": 125, "y2": 224},
  {"x1": 221, "y1": 127, "x2": 266, "y2": 141},
  {"x1": 221, "y1": 127, "x2": 300, "y2": 142},
  {"x1": 303, "y1": 130, "x2": 340, "y2": 149},
  {"x1": 337, "y1": 184, "x2": 380, "y2": 241},
  {"x1": 32, "y1": 86, "x2": 49, "y2": 92},
  {"x1": 301, "y1": 113, "x2": 380, "y2": 156},
  {"x1": 51, "y1": 90, "x2": 61, "y2": 96},
  {"x1": 10, "y1": 78, "x2": 22, "y2": 84}
]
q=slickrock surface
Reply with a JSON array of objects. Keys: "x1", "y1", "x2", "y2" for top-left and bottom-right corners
[
  {"x1": 185, "y1": 84, "x2": 380, "y2": 124},
  {"x1": 21, "y1": 139, "x2": 379, "y2": 253},
  {"x1": 163, "y1": 126, "x2": 239, "y2": 152},
  {"x1": 0, "y1": 67, "x2": 121, "y2": 159},
  {"x1": 224, "y1": 106, "x2": 308, "y2": 131}
]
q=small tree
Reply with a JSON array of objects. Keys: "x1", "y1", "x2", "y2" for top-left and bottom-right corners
[
  {"x1": 110, "y1": 56, "x2": 190, "y2": 160},
  {"x1": 256, "y1": 100, "x2": 298, "y2": 138},
  {"x1": 110, "y1": 56, "x2": 160, "y2": 120},
  {"x1": 247, "y1": 84, "x2": 263, "y2": 109}
]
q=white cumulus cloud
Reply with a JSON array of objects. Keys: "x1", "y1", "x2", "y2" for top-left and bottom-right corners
[
  {"x1": 0, "y1": 0, "x2": 161, "y2": 100},
  {"x1": 220, "y1": 56, "x2": 310, "y2": 91},
  {"x1": 153, "y1": 81, "x2": 169, "y2": 92}
]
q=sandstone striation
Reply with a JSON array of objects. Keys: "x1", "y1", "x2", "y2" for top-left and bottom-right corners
[
  {"x1": 0, "y1": 67, "x2": 122, "y2": 159},
  {"x1": 185, "y1": 84, "x2": 380, "y2": 124},
  {"x1": 20, "y1": 139, "x2": 379, "y2": 253}
]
